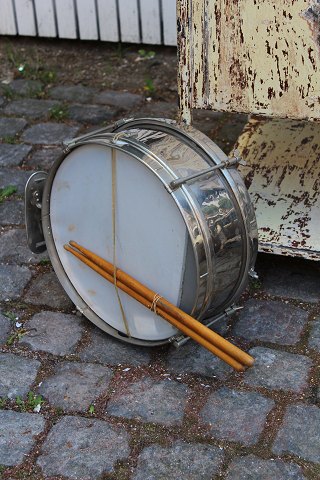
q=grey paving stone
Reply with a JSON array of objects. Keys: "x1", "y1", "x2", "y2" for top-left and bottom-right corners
[
  {"x1": 0, "y1": 168, "x2": 35, "y2": 195},
  {"x1": 0, "y1": 265, "x2": 32, "y2": 300},
  {"x1": 0, "y1": 168, "x2": 33, "y2": 195},
  {"x1": 0, "y1": 313, "x2": 11, "y2": 345},
  {"x1": 38, "y1": 361, "x2": 113, "y2": 412},
  {"x1": 94, "y1": 89, "x2": 143, "y2": 108},
  {"x1": 234, "y1": 299, "x2": 308, "y2": 345},
  {"x1": 0, "y1": 144, "x2": 32, "y2": 167},
  {"x1": 244, "y1": 347, "x2": 312, "y2": 393},
  {"x1": 49, "y1": 85, "x2": 97, "y2": 103},
  {"x1": 166, "y1": 339, "x2": 233, "y2": 380},
  {"x1": 21, "y1": 122, "x2": 80, "y2": 145},
  {"x1": 27, "y1": 146, "x2": 63, "y2": 170},
  {"x1": 8, "y1": 79, "x2": 43, "y2": 97},
  {"x1": 225, "y1": 454, "x2": 306, "y2": 480},
  {"x1": 200, "y1": 388, "x2": 275, "y2": 446},
  {"x1": 107, "y1": 377, "x2": 189, "y2": 425},
  {"x1": 4, "y1": 99, "x2": 59, "y2": 119},
  {"x1": 37, "y1": 415, "x2": 130, "y2": 479},
  {"x1": 0, "y1": 95, "x2": 4, "y2": 106},
  {"x1": 308, "y1": 317, "x2": 320, "y2": 352},
  {"x1": 0, "y1": 117, "x2": 27, "y2": 139},
  {"x1": 136, "y1": 100, "x2": 178, "y2": 118},
  {"x1": 0, "y1": 353, "x2": 40, "y2": 399},
  {"x1": 0, "y1": 228, "x2": 48, "y2": 264},
  {"x1": 0, "y1": 200, "x2": 24, "y2": 225},
  {"x1": 68, "y1": 104, "x2": 116, "y2": 124},
  {"x1": 133, "y1": 441, "x2": 224, "y2": 480},
  {"x1": 257, "y1": 255, "x2": 320, "y2": 303},
  {"x1": 0, "y1": 411, "x2": 45, "y2": 466},
  {"x1": 20, "y1": 311, "x2": 85, "y2": 355},
  {"x1": 24, "y1": 271, "x2": 74, "y2": 309},
  {"x1": 273, "y1": 404, "x2": 320, "y2": 463},
  {"x1": 79, "y1": 327, "x2": 151, "y2": 366}
]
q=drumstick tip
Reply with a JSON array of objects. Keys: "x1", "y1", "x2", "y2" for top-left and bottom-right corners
[{"x1": 247, "y1": 356, "x2": 255, "y2": 367}]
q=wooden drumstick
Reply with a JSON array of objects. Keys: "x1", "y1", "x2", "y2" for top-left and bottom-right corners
[
  {"x1": 64, "y1": 244, "x2": 245, "y2": 371},
  {"x1": 68, "y1": 241, "x2": 254, "y2": 368}
]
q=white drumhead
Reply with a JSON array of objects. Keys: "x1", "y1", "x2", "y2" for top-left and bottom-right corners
[{"x1": 50, "y1": 143, "x2": 196, "y2": 341}]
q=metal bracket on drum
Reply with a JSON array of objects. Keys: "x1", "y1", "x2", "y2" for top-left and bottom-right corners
[
  {"x1": 63, "y1": 128, "x2": 134, "y2": 153},
  {"x1": 25, "y1": 171, "x2": 48, "y2": 254},
  {"x1": 248, "y1": 268, "x2": 259, "y2": 280},
  {"x1": 169, "y1": 151, "x2": 245, "y2": 190},
  {"x1": 170, "y1": 305, "x2": 243, "y2": 347}
]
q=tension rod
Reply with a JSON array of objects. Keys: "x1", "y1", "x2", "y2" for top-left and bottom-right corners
[{"x1": 169, "y1": 155, "x2": 241, "y2": 190}]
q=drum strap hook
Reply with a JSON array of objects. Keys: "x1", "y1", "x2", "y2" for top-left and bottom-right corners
[{"x1": 112, "y1": 147, "x2": 131, "y2": 337}]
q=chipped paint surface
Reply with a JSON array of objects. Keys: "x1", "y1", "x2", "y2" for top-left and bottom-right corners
[
  {"x1": 178, "y1": 0, "x2": 320, "y2": 119},
  {"x1": 177, "y1": 0, "x2": 192, "y2": 124},
  {"x1": 236, "y1": 117, "x2": 320, "y2": 260}
]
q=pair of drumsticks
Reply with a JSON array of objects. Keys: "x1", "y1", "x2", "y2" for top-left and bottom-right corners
[{"x1": 64, "y1": 241, "x2": 254, "y2": 371}]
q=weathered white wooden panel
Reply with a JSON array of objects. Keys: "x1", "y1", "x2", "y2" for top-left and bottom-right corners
[
  {"x1": 179, "y1": 0, "x2": 320, "y2": 120},
  {"x1": 0, "y1": 0, "x2": 16, "y2": 34},
  {"x1": 139, "y1": 0, "x2": 161, "y2": 45},
  {"x1": 76, "y1": 0, "x2": 98, "y2": 40},
  {"x1": 162, "y1": 0, "x2": 177, "y2": 46},
  {"x1": 14, "y1": 0, "x2": 36, "y2": 36},
  {"x1": 54, "y1": 0, "x2": 77, "y2": 39},
  {"x1": 237, "y1": 117, "x2": 320, "y2": 260},
  {"x1": 118, "y1": 0, "x2": 140, "y2": 43},
  {"x1": 96, "y1": 0, "x2": 119, "y2": 42},
  {"x1": 34, "y1": 0, "x2": 56, "y2": 37}
]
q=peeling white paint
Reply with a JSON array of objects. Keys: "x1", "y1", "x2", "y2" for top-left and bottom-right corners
[{"x1": 179, "y1": 0, "x2": 320, "y2": 120}]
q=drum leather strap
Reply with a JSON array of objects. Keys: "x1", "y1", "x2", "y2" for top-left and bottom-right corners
[{"x1": 112, "y1": 147, "x2": 131, "y2": 337}]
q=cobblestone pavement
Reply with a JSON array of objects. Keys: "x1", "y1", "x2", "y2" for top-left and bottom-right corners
[{"x1": 0, "y1": 42, "x2": 319, "y2": 480}]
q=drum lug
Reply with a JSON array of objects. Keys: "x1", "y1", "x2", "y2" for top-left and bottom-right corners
[
  {"x1": 249, "y1": 268, "x2": 259, "y2": 280},
  {"x1": 169, "y1": 333, "x2": 187, "y2": 346},
  {"x1": 25, "y1": 171, "x2": 48, "y2": 254}
]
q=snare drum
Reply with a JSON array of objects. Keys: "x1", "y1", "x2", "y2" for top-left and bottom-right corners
[{"x1": 27, "y1": 118, "x2": 258, "y2": 346}]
